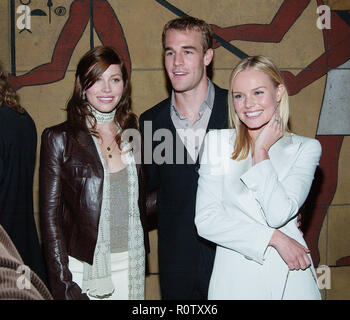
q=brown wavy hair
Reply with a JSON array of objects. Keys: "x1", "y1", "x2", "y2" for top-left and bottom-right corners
[
  {"x1": 0, "y1": 64, "x2": 25, "y2": 113},
  {"x1": 66, "y1": 46, "x2": 137, "y2": 147}
]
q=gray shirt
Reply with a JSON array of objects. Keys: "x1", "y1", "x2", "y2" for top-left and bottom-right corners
[
  {"x1": 109, "y1": 168, "x2": 128, "y2": 253},
  {"x1": 170, "y1": 79, "x2": 215, "y2": 162}
]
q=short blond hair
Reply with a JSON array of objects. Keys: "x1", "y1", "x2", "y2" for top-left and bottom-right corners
[{"x1": 228, "y1": 55, "x2": 290, "y2": 160}]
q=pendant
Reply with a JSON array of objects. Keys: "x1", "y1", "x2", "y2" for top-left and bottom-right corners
[
  {"x1": 108, "y1": 154, "x2": 112, "y2": 158},
  {"x1": 107, "y1": 147, "x2": 111, "y2": 151}
]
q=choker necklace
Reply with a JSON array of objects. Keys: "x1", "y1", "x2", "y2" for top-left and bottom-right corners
[{"x1": 87, "y1": 104, "x2": 116, "y2": 124}]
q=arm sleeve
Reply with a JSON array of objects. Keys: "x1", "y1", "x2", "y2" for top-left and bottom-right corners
[
  {"x1": 240, "y1": 138, "x2": 322, "y2": 228},
  {"x1": 139, "y1": 113, "x2": 160, "y2": 192},
  {"x1": 39, "y1": 128, "x2": 88, "y2": 300},
  {"x1": 195, "y1": 131, "x2": 274, "y2": 264}
]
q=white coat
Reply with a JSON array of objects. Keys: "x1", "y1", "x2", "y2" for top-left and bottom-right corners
[{"x1": 195, "y1": 129, "x2": 322, "y2": 300}]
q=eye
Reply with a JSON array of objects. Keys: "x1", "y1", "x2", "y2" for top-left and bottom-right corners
[
  {"x1": 233, "y1": 94, "x2": 242, "y2": 99},
  {"x1": 184, "y1": 50, "x2": 193, "y2": 55},
  {"x1": 165, "y1": 51, "x2": 174, "y2": 57},
  {"x1": 254, "y1": 90, "x2": 264, "y2": 95},
  {"x1": 112, "y1": 78, "x2": 121, "y2": 83}
]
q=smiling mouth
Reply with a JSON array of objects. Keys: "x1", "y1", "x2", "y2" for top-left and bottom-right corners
[
  {"x1": 245, "y1": 111, "x2": 263, "y2": 118},
  {"x1": 173, "y1": 71, "x2": 187, "y2": 76},
  {"x1": 98, "y1": 97, "x2": 114, "y2": 103}
]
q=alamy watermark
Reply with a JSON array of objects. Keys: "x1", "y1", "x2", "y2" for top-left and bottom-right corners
[
  {"x1": 16, "y1": 4, "x2": 331, "y2": 32},
  {"x1": 16, "y1": 3, "x2": 31, "y2": 33},
  {"x1": 16, "y1": 264, "x2": 31, "y2": 290},
  {"x1": 316, "y1": 5, "x2": 331, "y2": 30},
  {"x1": 316, "y1": 265, "x2": 331, "y2": 290}
]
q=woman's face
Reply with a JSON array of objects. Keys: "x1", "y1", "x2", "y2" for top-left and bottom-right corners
[
  {"x1": 231, "y1": 69, "x2": 284, "y2": 136},
  {"x1": 85, "y1": 64, "x2": 124, "y2": 113}
]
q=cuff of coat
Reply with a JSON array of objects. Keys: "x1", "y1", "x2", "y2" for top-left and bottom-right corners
[
  {"x1": 240, "y1": 159, "x2": 274, "y2": 192},
  {"x1": 251, "y1": 225, "x2": 275, "y2": 264}
]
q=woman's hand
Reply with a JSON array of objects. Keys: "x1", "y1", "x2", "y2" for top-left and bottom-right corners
[
  {"x1": 253, "y1": 111, "x2": 283, "y2": 165},
  {"x1": 269, "y1": 229, "x2": 311, "y2": 270}
]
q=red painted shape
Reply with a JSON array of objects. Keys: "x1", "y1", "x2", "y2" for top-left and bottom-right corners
[{"x1": 9, "y1": 0, "x2": 130, "y2": 91}]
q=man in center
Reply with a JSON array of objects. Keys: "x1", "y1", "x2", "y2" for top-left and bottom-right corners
[{"x1": 139, "y1": 16, "x2": 228, "y2": 299}]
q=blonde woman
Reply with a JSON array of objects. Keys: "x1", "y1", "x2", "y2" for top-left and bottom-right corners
[{"x1": 195, "y1": 56, "x2": 321, "y2": 299}]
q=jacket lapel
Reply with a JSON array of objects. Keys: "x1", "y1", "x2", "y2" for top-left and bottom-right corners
[
  {"x1": 197, "y1": 85, "x2": 228, "y2": 165},
  {"x1": 76, "y1": 130, "x2": 104, "y2": 173},
  {"x1": 207, "y1": 85, "x2": 228, "y2": 132},
  {"x1": 269, "y1": 134, "x2": 301, "y2": 180}
]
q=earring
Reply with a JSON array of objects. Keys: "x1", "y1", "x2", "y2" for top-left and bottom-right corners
[{"x1": 82, "y1": 92, "x2": 86, "y2": 100}]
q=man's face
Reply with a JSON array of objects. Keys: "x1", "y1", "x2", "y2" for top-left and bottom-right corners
[{"x1": 164, "y1": 28, "x2": 213, "y2": 94}]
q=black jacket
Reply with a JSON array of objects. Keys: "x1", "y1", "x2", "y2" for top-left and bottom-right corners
[
  {"x1": 139, "y1": 84, "x2": 228, "y2": 299},
  {"x1": 0, "y1": 103, "x2": 47, "y2": 284}
]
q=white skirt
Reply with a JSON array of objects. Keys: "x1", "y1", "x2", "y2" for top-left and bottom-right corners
[{"x1": 68, "y1": 251, "x2": 129, "y2": 300}]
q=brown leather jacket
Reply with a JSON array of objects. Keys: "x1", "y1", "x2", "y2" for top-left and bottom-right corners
[{"x1": 39, "y1": 122, "x2": 150, "y2": 300}]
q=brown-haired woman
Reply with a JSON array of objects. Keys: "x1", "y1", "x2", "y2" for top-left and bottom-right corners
[
  {"x1": 39, "y1": 46, "x2": 147, "y2": 300},
  {"x1": 0, "y1": 63, "x2": 47, "y2": 285}
]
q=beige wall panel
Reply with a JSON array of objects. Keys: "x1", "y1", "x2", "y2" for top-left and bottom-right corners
[
  {"x1": 0, "y1": 2, "x2": 10, "y2": 69},
  {"x1": 318, "y1": 211, "x2": 328, "y2": 266},
  {"x1": 329, "y1": 0, "x2": 350, "y2": 9},
  {"x1": 112, "y1": 0, "x2": 173, "y2": 70},
  {"x1": 147, "y1": 229, "x2": 159, "y2": 274},
  {"x1": 15, "y1": 0, "x2": 72, "y2": 72},
  {"x1": 211, "y1": 68, "x2": 231, "y2": 91},
  {"x1": 326, "y1": 266, "x2": 350, "y2": 299},
  {"x1": 286, "y1": 75, "x2": 325, "y2": 138},
  {"x1": 192, "y1": 0, "x2": 282, "y2": 25},
  {"x1": 131, "y1": 70, "x2": 169, "y2": 116},
  {"x1": 206, "y1": 1, "x2": 324, "y2": 70},
  {"x1": 326, "y1": 206, "x2": 350, "y2": 266},
  {"x1": 332, "y1": 136, "x2": 350, "y2": 205},
  {"x1": 145, "y1": 274, "x2": 161, "y2": 300}
]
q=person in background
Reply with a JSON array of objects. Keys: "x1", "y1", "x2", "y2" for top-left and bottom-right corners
[
  {"x1": 39, "y1": 46, "x2": 148, "y2": 300},
  {"x1": 0, "y1": 63, "x2": 47, "y2": 285},
  {"x1": 0, "y1": 224, "x2": 52, "y2": 300},
  {"x1": 195, "y1": 55, "x2": 322, "y2": 299}
]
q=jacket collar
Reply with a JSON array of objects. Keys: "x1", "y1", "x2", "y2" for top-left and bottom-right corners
[
  {"x1": 268, "y1": 133, "x2": 301, "y2": 179},
  {"x1": 155, "y1": 83, "x2": 227, "y2": 131},
  {"x1": 227, "y1": 132, "x2": 301, "y2": 179},
  {"x1": 154, "y1": 84, "x2": 228, "y2": 165},
  {"x1": 76, "y1": 129, "x2": 104, "y2": 172}
]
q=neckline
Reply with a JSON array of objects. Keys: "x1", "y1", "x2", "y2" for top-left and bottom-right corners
[{"x1": 109, "y1": 166, "x2": 127, "y2": 175}]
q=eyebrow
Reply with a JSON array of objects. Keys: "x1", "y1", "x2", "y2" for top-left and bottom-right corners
[
  {"x1": 232, "y1": 86, "x2": 267, "y2": 93},
  {"x1": 232, "y1": 86, "x2": 266, "y2": 93},
  {"x1": 252, "y1": 86, "x2": 266, "y2": 90},
  {"x1": 164, "y1": 45, "x2": 198, "y2": 51}
]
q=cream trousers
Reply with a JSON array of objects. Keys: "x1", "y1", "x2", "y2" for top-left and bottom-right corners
[{"x1": 68, "y1": 251, "x2": 129, "y2": 300}]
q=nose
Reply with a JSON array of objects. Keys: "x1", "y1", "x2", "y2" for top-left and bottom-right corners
[
  {"x1": 245, "y1": 94, "x2": 255, "y2": 109},
  {"x1": 101, "y1": 79, "x2": 111, "y2": 93},
  {"x1": 173, "y1": 52, "x2": 184, "y2": 66}
]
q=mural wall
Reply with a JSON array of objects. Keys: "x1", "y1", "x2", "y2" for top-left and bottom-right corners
[{"x1": 0, "y1": 0, "x2": 349, "y2": 299}]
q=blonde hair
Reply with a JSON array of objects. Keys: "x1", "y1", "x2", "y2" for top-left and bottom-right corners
[{"x1": 228, "y1": 55, "x2": 290, "y2": 160}]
